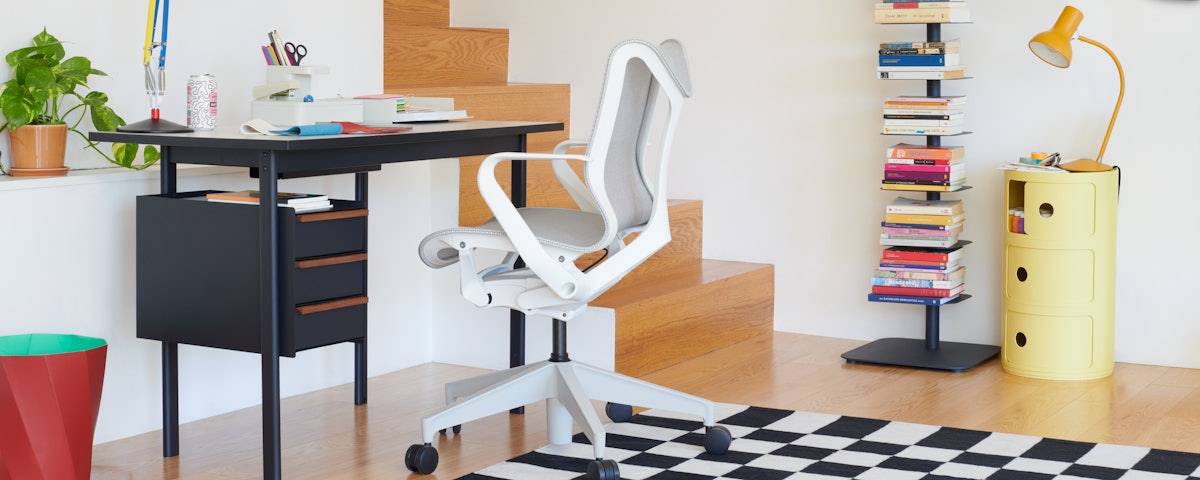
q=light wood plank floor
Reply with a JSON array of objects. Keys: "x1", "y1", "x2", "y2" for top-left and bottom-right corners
[{"x1": 90, "y1": 332, "x2": 1200, "y2": 479}]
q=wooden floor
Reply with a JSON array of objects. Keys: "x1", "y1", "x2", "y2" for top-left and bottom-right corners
[{"x1": 90, "y1": 332, "x2": 1200, "y2": 479}]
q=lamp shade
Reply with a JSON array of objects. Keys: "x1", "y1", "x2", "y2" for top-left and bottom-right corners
[{"x1": 1029, "y1": 5, "x2": 1083, "y2": 68}]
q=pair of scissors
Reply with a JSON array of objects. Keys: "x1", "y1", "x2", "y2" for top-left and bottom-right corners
[{"x1": 284, "y1": 42, "x2": 307, "y2": 65}]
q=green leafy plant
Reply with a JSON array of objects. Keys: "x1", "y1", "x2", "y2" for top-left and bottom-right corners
[{"x1": 0, "y1": 28, "x2": 159, "y2": 174}]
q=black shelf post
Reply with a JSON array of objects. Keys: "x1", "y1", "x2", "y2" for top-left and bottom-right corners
[{"x1": 842, "y1": 19, "x2": 999, "y2": 373}]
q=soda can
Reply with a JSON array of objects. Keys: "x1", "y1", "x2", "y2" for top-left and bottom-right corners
[{"x1": 186, "y1": 74, "x2": 218, "y2": 130}]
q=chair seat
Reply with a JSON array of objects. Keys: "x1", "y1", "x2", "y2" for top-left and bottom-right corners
[{"x1": 419, "y1": 207, "x2": 606, "y2": 268}]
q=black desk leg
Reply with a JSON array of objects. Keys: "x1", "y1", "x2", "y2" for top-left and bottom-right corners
[
  {"x1": 162, "y1": 341, "x2": 179, "y2": 457},
  {"x1": 509, "y1": 146, "x2": 528, "y2": 415},
  {"x1": 259, "y1": 153, "x2": 283, "y2": 480},
  {"x1": 355, "y1": 171, "x2": 368, "y2": 406},
  {"x1": 354, "y1": 338, "x2": 367, "y2": 405}
]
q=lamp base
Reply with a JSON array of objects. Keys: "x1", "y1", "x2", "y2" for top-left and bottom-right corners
[
  {"x1": 117, "y1": 118, "x2": 193, "y2": 134},
  {"x1": 1060, "y1": 158, "x2": 1113, "y2": 172}
]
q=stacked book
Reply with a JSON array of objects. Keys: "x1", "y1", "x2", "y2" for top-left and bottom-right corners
[
  {"x1": 878, "y1": 38, "x2": 964, "y2": 80},
  {"x1": 206, "y1": 190, "x2": 333, "y2": 213},
  {"x1": 882, "y1": 142, "x2": 966, "y2": 192},
  {"x1": 871, "y1": 244, "x2": 965, "y2": 306},
  {"x1": 882, "y1": 96, "x2": 966, "y2": 136},
  {"x1": 881, "y1": 196, "x2": 963, "y2": 248},
  {"x1": 874, "y1": 0, "x2": 970, "y2": 24}
]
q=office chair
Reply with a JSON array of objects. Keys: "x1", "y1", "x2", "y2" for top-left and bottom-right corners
[{"x1": 405, "y1": 39, "x2": 730, "y2": 480}]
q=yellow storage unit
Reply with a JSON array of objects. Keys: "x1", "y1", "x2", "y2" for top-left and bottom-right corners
[{"x1": 1002, "y1": 169, "x2": 1118, "y2": 380}]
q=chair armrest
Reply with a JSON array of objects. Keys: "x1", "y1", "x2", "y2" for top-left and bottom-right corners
[
  {"x1": 477, "y1": 151, "x2": 615, "y2": 301},
  {"x1": 550, "y1": 139, "x2": 596, "y2": 213}
]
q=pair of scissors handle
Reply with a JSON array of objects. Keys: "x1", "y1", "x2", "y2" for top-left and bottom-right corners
[{"x1": 284, "y1": 42, "x2": 307, "y2": 65}]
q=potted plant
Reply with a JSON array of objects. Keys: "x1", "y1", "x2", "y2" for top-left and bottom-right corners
[{"x1": 0, "y1": 28, "x2": 159, "y2": 176}]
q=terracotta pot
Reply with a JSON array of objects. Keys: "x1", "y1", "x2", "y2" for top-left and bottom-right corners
[{"x1": 7, "y1": 124, "x2": 69, "y2": 176}]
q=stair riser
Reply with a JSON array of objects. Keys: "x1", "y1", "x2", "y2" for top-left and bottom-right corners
[
  {"x1": 383, "y1": 0, "x2": 449, "y2": 27},
  {"x1": 384, "y1": 27, "x2": 509, "y2": 87},
  {"x1": 614, "y1": 266, "x2": 775, "y2": 377}
]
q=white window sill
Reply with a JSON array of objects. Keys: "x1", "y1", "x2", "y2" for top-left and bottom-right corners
[{"x1": 0, "y1": 164, "x2": 244, "y2": 192}]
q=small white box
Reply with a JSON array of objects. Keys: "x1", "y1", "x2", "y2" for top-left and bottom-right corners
[{"x1": 250, "y1": 98, "x2": 363, "y2": 126}]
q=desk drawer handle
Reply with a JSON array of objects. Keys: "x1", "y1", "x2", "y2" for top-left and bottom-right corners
[
  {"x1": 295, "y1": 253, "x2": 368, "y2": 269},
  {"x1": 296, "y1": 296, "x2": 368, "y2": 315},
  {"x1": 298, "y1": 208, "x2": 368, "y2": 223}
]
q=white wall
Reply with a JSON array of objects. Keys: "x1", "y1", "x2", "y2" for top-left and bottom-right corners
[
  {"x1": 450, "y1": 0, "x2": 1200, "y2": 368},
  {"x1": 5, "y1": 0, "x2": 1200, "y2": 447},
  {"x1": 0, "y1": 1, "x2": 443, "y2": 445}
]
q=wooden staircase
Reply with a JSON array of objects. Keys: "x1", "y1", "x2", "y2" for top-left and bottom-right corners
[{"x1": 383, "y1": 0, "x2": 774, "y2": 377}]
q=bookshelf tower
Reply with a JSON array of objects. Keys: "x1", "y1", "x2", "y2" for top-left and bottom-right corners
[{"x1": 842, "y1": 2, "x2": 999, "y2": 372}]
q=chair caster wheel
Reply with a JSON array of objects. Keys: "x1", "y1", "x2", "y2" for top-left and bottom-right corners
[
  {"x1": 405, "y1": 443, "x2": 439, "y2": 474},
  {"x1": 439, "y1": 424, "x2": 462, "y2": 435},
  {"x1": 586, "y1": 459, "x2": 620, "y2": 480},
  {"x1": 605, "y1": 402, "x2": 633, "y2": 423},
  {"x1": 705, "y1": 425, "x2": 732, "y2": 455}
]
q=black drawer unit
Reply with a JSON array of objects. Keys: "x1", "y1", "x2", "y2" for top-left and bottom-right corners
[{"x1": 136, "y1": 191, "x2": 368, "y2": 357}]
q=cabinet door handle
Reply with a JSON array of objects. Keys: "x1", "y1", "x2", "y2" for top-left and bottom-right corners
[
  {"x1": 295, "y1": 253, "x2": 368, "y2": 269},
  {"x1": 298, "y1": 208, "x2": 368, "y2": 223},
  {"x1": 296, "y1": 296, "x2": 369, "y2": 315}
]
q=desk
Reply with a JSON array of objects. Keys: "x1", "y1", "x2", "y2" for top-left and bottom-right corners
[{"x1": 91, "y1": 120, "x2": 563, "y2": 480}]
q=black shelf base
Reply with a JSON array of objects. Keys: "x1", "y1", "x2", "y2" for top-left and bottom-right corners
[{"x1": 842, "y1": 338, "x2": 999, "y2": 373}]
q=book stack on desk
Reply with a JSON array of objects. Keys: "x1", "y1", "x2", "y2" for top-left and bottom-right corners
[{"x1": 206, "y1": 190, "x2": 332, "y2": 213}]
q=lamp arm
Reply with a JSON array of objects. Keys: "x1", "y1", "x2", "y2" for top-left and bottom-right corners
[{"x1": 1078, "y1": 35, "x2": 1124, "y2": 163}]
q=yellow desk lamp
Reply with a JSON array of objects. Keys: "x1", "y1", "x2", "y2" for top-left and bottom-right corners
[{"x1": 1028, "y1": 5, "x2": 1124, "y2": 172}]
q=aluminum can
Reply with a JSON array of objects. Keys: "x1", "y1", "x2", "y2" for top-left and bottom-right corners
[{"x1": 186, "y1": 74, "x2": 218, "y2": 130}]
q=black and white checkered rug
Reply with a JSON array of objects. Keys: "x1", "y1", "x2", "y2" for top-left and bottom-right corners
[{"x1": 458, "y1": 404, "x2": 1200, "y2": 479}]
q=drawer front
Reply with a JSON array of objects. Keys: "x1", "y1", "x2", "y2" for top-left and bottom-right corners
[
  {"x1": 291, "y1": 301, "x2": 368, "y2": 353},
  {"x1": 1005, "y1": 246, "x2": 1094, "y2": 305},
  {"x1": 1022, "y1": 182, "x2": 1096, "y2": 241},
  {"x1": 293, "y1": 255, "x2": 367, "y2": 304},
  {"x1": 293, "y1": 210, "x2": 368, "y2": 258},
  {"x1": 1003, "y1": 310, "x2": 1094, "y2": 372}
]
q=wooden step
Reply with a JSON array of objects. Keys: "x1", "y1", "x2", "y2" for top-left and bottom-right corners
[
  {"x1": 384, "y1": 26, "x2": 509, "y2": 88},
  {"x1": 594, "y1": 260, "x2": 775, "y2": 377},
  {"x1": 392, "y1": 83, "x2": 574, "y2": 226},
  {"x1": 575, "y1": 199, "x2": 703, "y2": 281},
  {"x1": 383, "y1": 0, "x2": 449, "y2": 27}
]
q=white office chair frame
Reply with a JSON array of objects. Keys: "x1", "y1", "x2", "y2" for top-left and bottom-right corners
[{"x1": 407, "y1": 39, "x2": 729, "y2": 480}]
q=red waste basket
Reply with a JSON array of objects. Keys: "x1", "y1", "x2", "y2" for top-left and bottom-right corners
[{"x1": 0, "y1": 334, "x2": 107, "y2": 480}]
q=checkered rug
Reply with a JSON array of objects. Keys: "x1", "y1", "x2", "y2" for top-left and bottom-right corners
[{"x1": 457, "y1": 403, "x2": 1200, "y2": 479}]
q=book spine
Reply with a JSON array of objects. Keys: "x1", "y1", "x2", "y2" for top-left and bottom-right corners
[
  {"x1": 884, "y1": 212, "x2": 961, "y2": 224},
  {"x1": 882, "y1": 226, "x2": 955, "y2": 236},
  {"x1": 882, "y1": 250, "x2": 951, "y2": 262},
  {"x1": 878, "y1": 262, "x2": 954, "y2": 270},
  {"x1": 884, "y1": 204, "x2": 959, "y2": 215},
  {"x1": 882, "y1": 179, "x2": 959, "y2": 186},
  {"x1": 884, "y1": 163, "x2": 958, "y2": 172},
  {"x1": 885, "y1": 158, "x2": 956, "y2": 166},
  {"x1": 883, "y1": 170, "x2": 960, "y2": 182},
  {"x1": 880, "y1": 183, "x2": 961, "y2": 192},
  {"x1": 878, "y1": 47, "x2": 952, "y2": 55},
  {"x1": 871, "y1": 285, "x2": 961, "y2": 297},
  {"x1": 875, "y1": 267, "x2": 963, "y2": 280},
  {"x1": 885, "y1": 108, "x2": 963, "y2": 115},
  {"x1": 867, "y1": 293, "x2": 954, "y2": 306},
  {"x1": 881, "y1": 239, "x2": 958, "y2": 248},
  {"x1": 881, "y1": 221, "x2": 958, "y2": 230},
  {"x1": 882, "y1": 125, "x2": 963, "y2": 135},
  {"x1": 884, "y1": 118, "x2": 964, "y2": 127},
  {"x1": 875, "y1": 9, "x2": 956, "y2": 23},
  {"x1": 884, "y1": 113, "x2": 962, "y2": 120},
  {"x1": 871, "y1": 277, "x2": 962, "y2": 289},
  {"x1": 878, "y1": 70, "x2": 961, "y2": 80},
  {"x1": 879, "y1": 54, "x2": 952, "y2": 67}
]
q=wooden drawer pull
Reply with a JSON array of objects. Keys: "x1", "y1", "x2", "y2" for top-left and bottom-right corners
[
  {"x1": 298, "y1": 208, "x2": 368, "y2": 223},
  {"x1": 295, "y1": 253, "x2": 368, "y2": 269},
  {"x1": 296, "y1": 296, "x2": 368, "y2": 315}
]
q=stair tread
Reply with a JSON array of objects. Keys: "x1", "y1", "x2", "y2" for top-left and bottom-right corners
[{"x1": 595, "y1": 259, "x2": 773, "y2": 309}]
